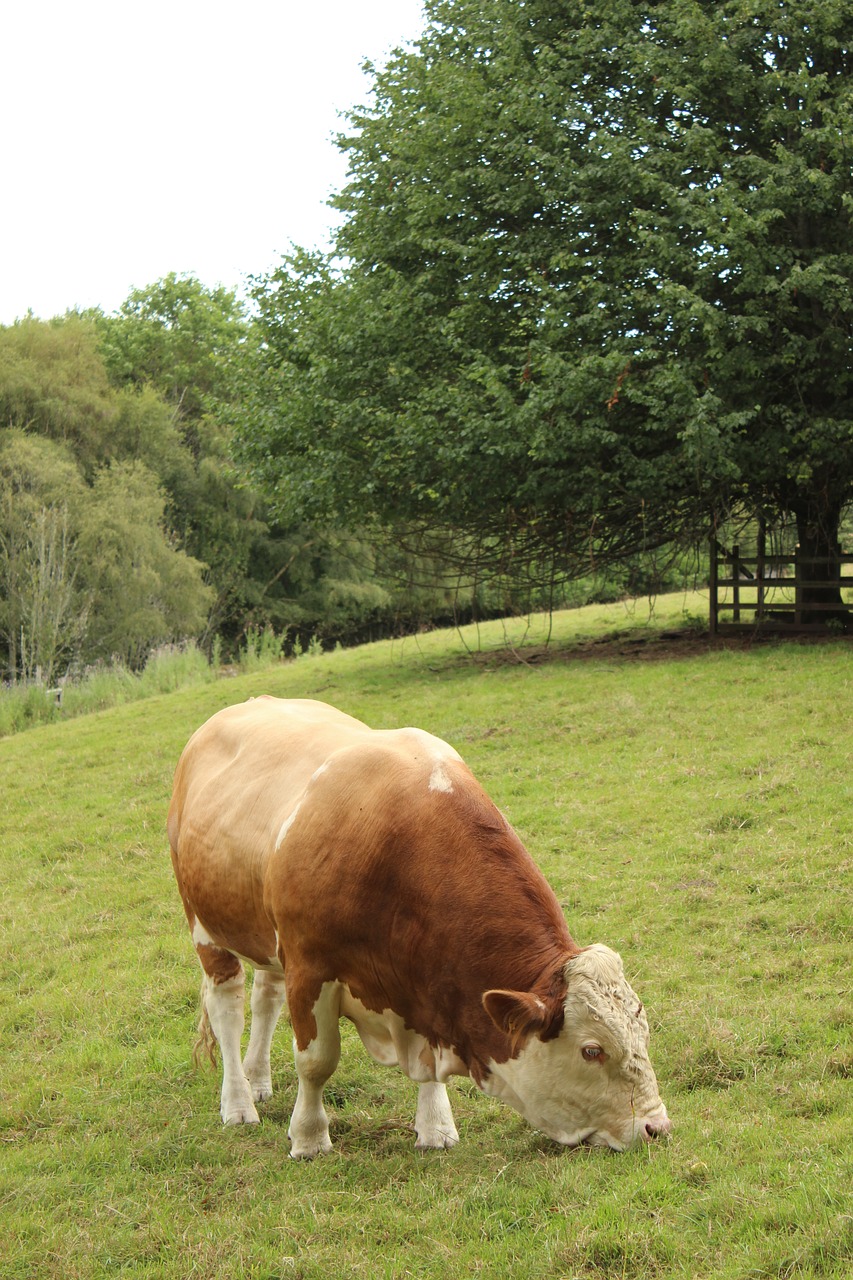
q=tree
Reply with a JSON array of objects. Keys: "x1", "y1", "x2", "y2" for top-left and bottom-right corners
[
  {"x1": 97, "y1": 276, "x2": 272, "y2": 639},
  {"x1": 236, "y1": 0, "x2": 853, "y2": 615},
  {"x1": 0, "y1": 430, "x2": 213, "y2": 677},
  {"x1": 0, "y1": 431, "x2": 89, "y2": 681},
  {"x1": 97, "y1": 273, "x2": 250, "y2": 441},
  {"x1": 0, "y1": 314, "x2": 123, "y2": 474},
  {"x1": 75, "y1": 461, "x2": 214, "y2": 667},
  {"x1": 0, "y1": 312, "x2": 201, "y2": 489}
]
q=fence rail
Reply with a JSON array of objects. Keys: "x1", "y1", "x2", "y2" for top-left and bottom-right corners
[{"x1": 710, "y1": 539, "x2": 853, "y2": 634}]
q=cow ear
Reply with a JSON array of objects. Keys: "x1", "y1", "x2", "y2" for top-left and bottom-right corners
[{"x1": 483, "y1": 989, "x2": 548, "y2": 1045}]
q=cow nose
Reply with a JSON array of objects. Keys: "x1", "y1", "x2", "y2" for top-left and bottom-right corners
[{"x1": 644, "y1": 1115, "x2": 672, "y2": 1140}]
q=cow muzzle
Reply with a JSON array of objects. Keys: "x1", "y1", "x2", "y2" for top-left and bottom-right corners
[
  {"x1": 642, "y1": 1111, "x2": 672, "y2": 1142},
  {"x1": 627, "y1": 1100, "x2": 672, "y2": 1148}
]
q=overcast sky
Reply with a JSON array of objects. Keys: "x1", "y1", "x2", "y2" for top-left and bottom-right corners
[{"x1": 1, "y1": 0, "x2": 426, "y2": 324}]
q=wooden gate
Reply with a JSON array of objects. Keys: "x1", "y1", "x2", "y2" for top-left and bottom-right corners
[{"x1": 710, "y1": 533, "x2": 853, "y2": 634}]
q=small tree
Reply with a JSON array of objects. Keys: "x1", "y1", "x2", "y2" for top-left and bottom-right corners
[
  {"x1": 76, "y1": 461, "x2": 214, "y2": 667},
  {"x1": 0, "y1": 431, "x2": 89, "y2": 680},
  {"x1": 16, "y1": 505, "x2": 87, "y2": 685}
]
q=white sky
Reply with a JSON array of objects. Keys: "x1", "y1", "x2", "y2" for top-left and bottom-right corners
[{"x1": 1, "y1": 0, "x2": 426, "y2": 324}]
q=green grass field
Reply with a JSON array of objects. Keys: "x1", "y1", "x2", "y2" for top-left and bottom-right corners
[{"x1": 2, "y1": 594, "x2": 851, "y2": 1279}]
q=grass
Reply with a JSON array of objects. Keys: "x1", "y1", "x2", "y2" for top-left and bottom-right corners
[{"x1": 1, "y1": 591, "x2": 851, "y2": 1278}]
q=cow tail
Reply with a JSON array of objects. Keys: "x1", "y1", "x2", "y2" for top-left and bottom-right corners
[{"x1": 192, "y1": 979, "x2": 218, "y2": 1069}]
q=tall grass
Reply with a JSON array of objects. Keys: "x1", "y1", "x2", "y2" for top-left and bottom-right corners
[{"x1": 0, "y1": 642, "x2": 214, "y2": 738}]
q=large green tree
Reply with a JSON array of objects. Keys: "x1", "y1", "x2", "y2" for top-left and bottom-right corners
[
  {"x1": 97, "y1": 273, "x2": 250, "y2": 433},
  {"x1": 96, "y1": 276, "x2": 273, "y2": 638},
  {"x1": 237, "y1": 0, "x2": 853, "y2": 608}
]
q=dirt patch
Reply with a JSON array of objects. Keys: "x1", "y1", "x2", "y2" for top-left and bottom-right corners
[{"x1": 472, "y1": 626, "x2": 852, "y2": 667}]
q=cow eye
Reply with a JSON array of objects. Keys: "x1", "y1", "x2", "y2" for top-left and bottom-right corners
[{"x1": 582, "y1": 1045, "x2": 603, "y2": 1062}]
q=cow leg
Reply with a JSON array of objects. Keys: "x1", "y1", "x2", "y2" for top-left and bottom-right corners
[
  {"x1": 202, "y1": 970, "x2": 260, "y2": 1125},
  {"x1": 414, "y1": 1082, "x2": 460, "y2": 1150},
  {"x1": 242, "y1": 968, "x2": 288, "y2": 1102},
  {"x1": 288, "y1": 980, "x2": 341, "y2": 1159}
]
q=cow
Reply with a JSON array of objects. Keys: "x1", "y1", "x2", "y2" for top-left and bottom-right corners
[{"x1": 167, "y1": 697, "x2": 670, "y2": 1157}]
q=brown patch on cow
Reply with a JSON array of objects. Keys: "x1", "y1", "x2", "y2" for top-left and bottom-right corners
[
  {"x1": 271, "y1": 769, "x2": 575, "y2": 1068},
  {"x1": 196, "y1": 942, "x2": 242, "y2": 985},
  {"x1": 283, "y1": 976, "x2": 324, "y2": 1052}
]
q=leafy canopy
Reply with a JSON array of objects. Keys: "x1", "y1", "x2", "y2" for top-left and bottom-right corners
[
  {"x1": 97, "y1": 271, "x2": 250, "y2": 426},
  {"x1": 237, "y1": 0, "x2": 853, "y2": 577}
]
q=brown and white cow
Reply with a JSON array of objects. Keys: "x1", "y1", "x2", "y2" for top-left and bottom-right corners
[{"x1": 167, "y1": 697, "x2": 670, "y2": 1156}]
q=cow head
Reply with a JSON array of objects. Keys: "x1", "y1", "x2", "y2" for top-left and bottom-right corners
[{"x1": 482, "y1": 944, "x2": 670, "y2": 1150}]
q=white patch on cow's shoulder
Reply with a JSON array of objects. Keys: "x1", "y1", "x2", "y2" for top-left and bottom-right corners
[
  {"x1": 275, "y1": 801, "x2": 302, "y2": 850},
  {"x1": 429, "y1": 762, "x2": 454, "y2": 793},
  {"x1": 275, "y1": 760, "x2": 334, "y2": 850},
  {"x1": 401, "y1": 727, "x2": 461, "y2": 794}
]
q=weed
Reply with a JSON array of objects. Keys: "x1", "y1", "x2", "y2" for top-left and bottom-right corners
[{"x1": 239, "y1": 625, "x2": 286, "y2": 670}]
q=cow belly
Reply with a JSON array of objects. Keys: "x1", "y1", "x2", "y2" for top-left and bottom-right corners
[{"x1": 340, "y1": 989, "x2": 465, "y2": 1084}]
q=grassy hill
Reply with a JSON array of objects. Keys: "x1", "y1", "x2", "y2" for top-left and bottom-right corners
[{"x1": 2, "y1": 594, "x2": 851, "y2": 1279}]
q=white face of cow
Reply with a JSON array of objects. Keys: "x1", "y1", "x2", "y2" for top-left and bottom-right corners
[{"x1": 483, "y1": 944, "x2": 670, "y2": 1150}]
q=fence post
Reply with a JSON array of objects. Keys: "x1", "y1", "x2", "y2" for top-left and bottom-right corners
[
  {"x1": 756, "y1": 519, "x2": 766, "y2": 622},
  {"x1": 794, "y1": 544, "x2": 802, "y2": 625},
  {"x1": 709, "y1": 538, "x2": 719, "y2": 636},
  {"x1": 732, "y1": 544, "x2": 741, "y2": 623}
]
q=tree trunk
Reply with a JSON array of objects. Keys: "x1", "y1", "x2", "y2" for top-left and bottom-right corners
[{"x1": 793, "y1": 500, "x2": 847, "y2": 627}]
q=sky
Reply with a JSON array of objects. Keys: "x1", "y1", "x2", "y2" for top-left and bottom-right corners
[{"x1": 1, "y1": 0, "x2": 426, "y2": 324}]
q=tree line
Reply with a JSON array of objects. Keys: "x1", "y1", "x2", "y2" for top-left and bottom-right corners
[
  {"x1": 0, "y1": 281, "x2": 457, "y2": 683},
  {"x1": 3, "y1": 0, "x2": 851, "y2": 683},
  {"x1": 2, "y1": 271, "x2": 691, "y2": 685},
  {"x1": 2, "y1": 275, "x2": 609, "y2": 685}
]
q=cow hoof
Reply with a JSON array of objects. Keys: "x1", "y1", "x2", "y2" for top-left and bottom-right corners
[
  {"x1": 222, "y1": 1105, "x2": 261, "y2": 1125},
  {"x1": 415, "y1": 1130, "x2": 460, "y2": 1151},
  {"x1": 250, "y1": 1081, "x2": 274, "y2": 1103},
  {"x1": 289, "y1": 1135, "x2": 333, "y2": 1159}
]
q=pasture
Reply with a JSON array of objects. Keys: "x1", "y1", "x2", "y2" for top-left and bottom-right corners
[{"x1": 1, "y1": 594, "x2": 851, "y2": 1279}]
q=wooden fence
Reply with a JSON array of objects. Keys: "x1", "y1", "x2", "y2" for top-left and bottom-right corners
[{"x1": 710, "y1": 539, "x2": 853, "y2": 634}]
